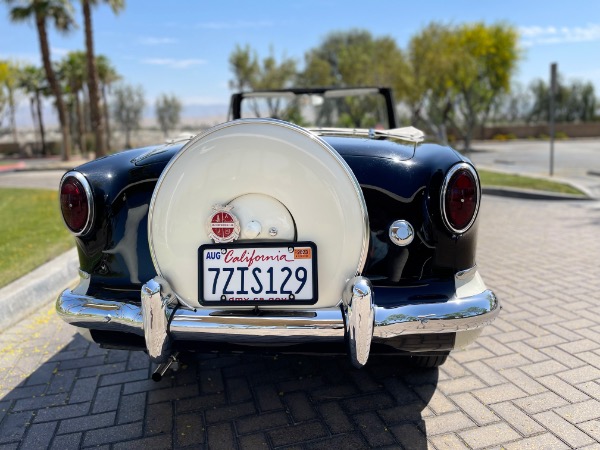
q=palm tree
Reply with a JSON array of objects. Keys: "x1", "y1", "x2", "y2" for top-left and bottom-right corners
[
  {"x1": 0, "y1": 60, "x2": 20, "y2": 144},
  {"x1": 82, "y1": 0, "x2": 124, "y2": 157},
  {"x1": 0, "y1": 61, "x2": 10, "y2": 132},
  {"x1": 58, "y1": 51, "x2": 87, "y2": 156},
  {"x1": 18, "y1": 64, "x2": 49, "y2": 155},
  {"x1": 96, "y1": 55, "x2": 120, "y2": 150},
  {"x1": 4, "y1": 0, "x2": 75, "y2": 161}
]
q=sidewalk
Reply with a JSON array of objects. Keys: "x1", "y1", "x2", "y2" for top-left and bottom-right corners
[{"x1": 1, "y1": 195, "x2": 600, "y2": 448}]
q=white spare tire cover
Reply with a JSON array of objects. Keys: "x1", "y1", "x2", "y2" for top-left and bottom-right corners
[{"x1": 149, "y1": 119, "x2": 368, "y2": 309}]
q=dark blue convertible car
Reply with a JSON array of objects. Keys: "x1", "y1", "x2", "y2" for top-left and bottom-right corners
[{"x1": 56, "y1": 87, "x2": 499, "y2": 380}]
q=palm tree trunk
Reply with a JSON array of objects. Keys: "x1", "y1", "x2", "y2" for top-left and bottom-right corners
[
  {"x1": 125, "y1": 127, "x2": 131, "y2": 149},
  {"x1": 75, "y1": 90, "x2": 86, "y2": 157},
  {"x1": 36, "y1": 13, "x2": 71, "y2": 161},
  {"x1": 35, "y1": 90, "x2": 47, "y2": 156},
  {"x1": 9, "y1": 91, "x2": 18, "y2": 145},
  {"x1": 102, "y1": 84, "x2": 111, "y2": 151},
  {"x1": 30, "y1": 97, "x2": 38, "y2": 153},
  {"x1": 83, "y1": 0, "x2": 106, "y2": 158},
  {"x1": 82, "y1": 85, "x2": 90, "y2": 132}
]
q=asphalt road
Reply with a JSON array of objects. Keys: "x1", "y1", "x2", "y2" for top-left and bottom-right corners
[
  {"x1": 0, "y1": 170, "x2": 65, "y2": 190},
  {"x1": 1, "y1": 194, "x2": 600, "y2": 449}
]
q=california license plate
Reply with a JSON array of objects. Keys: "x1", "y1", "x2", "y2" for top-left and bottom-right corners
[{"x1": 199, "y1": 242, "x2": 318, "y2": 305}]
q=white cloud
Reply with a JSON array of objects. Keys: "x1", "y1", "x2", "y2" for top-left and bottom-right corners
[
  {"x1": 195, "y1": 20, "x2": 273, "y2": 30},
  {"x1": 520, "y1": 24, "x2": 600, "y2": 46},
  {"x1": 51, "y1": 47, "x2": 71, "y2": 57},
  {"x1": 141, "y1": 58, "x2": 206, "y2": 69},
  {"x1": 138, "y1": 37, "x2": 178, "y2": 45}
]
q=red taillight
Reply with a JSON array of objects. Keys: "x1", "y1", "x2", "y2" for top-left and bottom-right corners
[
  {"x1": 60, "y1": 174, "x2": 91, "y2": 234},
  {"x1": 442, "y1": 164, "x2": 479, "y2": 233}
]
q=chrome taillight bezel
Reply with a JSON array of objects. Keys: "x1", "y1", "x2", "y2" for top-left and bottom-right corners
[
  {"x1": 441, "y1": 162, "x2": 480, "y2": 234},
  {"x1": 59, "y1": 170, "x2": 94, "y2": 236}
]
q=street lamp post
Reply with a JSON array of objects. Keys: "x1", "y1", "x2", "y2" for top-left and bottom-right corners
[{"x1": 549, "y1": 63, "x2": 557, "y2": 176}]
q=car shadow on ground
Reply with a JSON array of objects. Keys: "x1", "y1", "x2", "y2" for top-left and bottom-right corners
[{"x1": 1, "y1": 334, "x2": 438, "y2": 449}]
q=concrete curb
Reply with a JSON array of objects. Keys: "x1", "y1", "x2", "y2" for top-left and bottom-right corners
[
  {"x1": 0, "y1": 162, "x2": 26, "y2": 172},
  {"x1": 482, "y1": 186, "x2": 593, "y2": 201},
  {"x1": 0, "y1": 248, "x2": 79, "y2": 332}
]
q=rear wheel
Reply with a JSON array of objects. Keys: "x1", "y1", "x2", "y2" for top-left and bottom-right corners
[{"x1": 407, "y1": 353, "x2": 449, "y2": 368}]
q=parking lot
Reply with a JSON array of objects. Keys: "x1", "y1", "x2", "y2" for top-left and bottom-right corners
[{"x1": 1, "y1": 194, "x2": 600, "y2": 449}]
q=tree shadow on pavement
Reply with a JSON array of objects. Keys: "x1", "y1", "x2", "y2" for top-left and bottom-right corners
[{"x1": 0, "y1": 333, "x2": 438, "y2": 449}]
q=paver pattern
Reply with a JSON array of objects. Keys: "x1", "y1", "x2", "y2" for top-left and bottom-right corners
[{"x1": 1, "y1": 195, "x2": 600, "y2": 449}]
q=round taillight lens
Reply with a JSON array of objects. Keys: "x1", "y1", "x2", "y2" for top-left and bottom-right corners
[
  {"x1": 442, "y1": 164, "x2": 479, "y2": 233},
  {"x1": 60, "y1": 174, "x2": 91, "y2": 234}
]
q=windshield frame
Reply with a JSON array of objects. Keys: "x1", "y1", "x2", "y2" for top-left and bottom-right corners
[{"x1": 229, "y1": 86, "x2": 398, "y2": 129}]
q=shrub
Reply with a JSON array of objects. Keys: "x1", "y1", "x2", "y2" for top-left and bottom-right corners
[
  {"x1": 492, "y1": 133, "x2": 516, "y2": 141},
  {"x1": 556, "y1": 131, "x2": 569, "y2": 139}
]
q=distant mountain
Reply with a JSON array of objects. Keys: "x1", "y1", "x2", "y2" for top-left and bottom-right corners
[{"x1": 10, "y1": 101, "x2": 229, "y2": 129}]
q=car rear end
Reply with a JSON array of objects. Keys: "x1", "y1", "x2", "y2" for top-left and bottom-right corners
[{"x1": 56, "y1": 111, "x2": 498, "y2": 375}]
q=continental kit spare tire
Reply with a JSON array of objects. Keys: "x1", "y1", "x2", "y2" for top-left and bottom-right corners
[{"x1": 148, "y1": 119, "x2": 369, "y2": 309}]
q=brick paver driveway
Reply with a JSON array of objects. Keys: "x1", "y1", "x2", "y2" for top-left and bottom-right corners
[{"x1": 1, "y1": 195, "x2": 600, "y2": 449}]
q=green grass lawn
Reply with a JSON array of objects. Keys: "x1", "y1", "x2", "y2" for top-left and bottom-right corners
[
  {"x1": 0, "y1": 189, "x2": 74, "y2": 288},
  {"x1": 478, "y1": 169, "x2": 586, "y2": 196}
]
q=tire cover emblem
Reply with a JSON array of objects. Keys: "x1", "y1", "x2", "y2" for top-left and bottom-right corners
[{"x1": 207, "y1": 204, "x2": 240, "y2": 243}]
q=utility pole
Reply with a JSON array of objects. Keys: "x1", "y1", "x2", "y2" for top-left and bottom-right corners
[{"x1": 549, "y1": 63, "x2": 557, "y2": 176}]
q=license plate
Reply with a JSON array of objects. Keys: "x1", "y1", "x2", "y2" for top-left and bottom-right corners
[{"x1": 199, "y1": 242, "x2": 318, "y2": 305}]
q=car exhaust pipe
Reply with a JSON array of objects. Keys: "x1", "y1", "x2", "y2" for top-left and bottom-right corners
[{"x1": 152, "y1": 352, "x2": 180, "y2": 382}]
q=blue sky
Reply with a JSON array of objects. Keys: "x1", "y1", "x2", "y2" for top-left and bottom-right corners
[{"x1": 2, "y1": 0, "x2": 600, "y2": 123}]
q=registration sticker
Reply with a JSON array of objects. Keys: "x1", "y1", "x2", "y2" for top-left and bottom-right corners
[
  {"x1": 294, "y1": 247, "x2": 312, "y2": 259},
  {"x1": 198, "y1": 242, "x2": 318, "y2": 305}
]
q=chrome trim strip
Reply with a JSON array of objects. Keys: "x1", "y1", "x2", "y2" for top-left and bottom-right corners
[
  {"x1": 455, "y1": 265, "x2": 478, "y2": 281},
  {"x1": 59, "y1": 170, "x2": 95, "y2": 236},
  {"x1": 440, "y1": 162, "x2": 481, "y2": 234},
  {"x1": 57, "y1": 286, "x2": 499, "y2": 345},
  {"x1": 131, "y1": 136, "x2": 194, "y2": 164}
]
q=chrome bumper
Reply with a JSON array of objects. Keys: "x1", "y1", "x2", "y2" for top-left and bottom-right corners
[{"x1": 56, "y1": 275, "x2": 499, "y2": 367}]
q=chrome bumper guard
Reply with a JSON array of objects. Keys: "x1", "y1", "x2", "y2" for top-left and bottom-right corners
[{"x1": 57, "y1": 275, "x2": 499, "y2": 367}]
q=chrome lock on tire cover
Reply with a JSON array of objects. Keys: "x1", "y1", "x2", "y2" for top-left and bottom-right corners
[{"x1": 148, "y1": 119, "x2": 370, "y2": 310}]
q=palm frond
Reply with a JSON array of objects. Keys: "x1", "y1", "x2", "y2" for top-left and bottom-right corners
[{"x1": 9, "y1": 6, "x2": 35, "y2": 23}]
